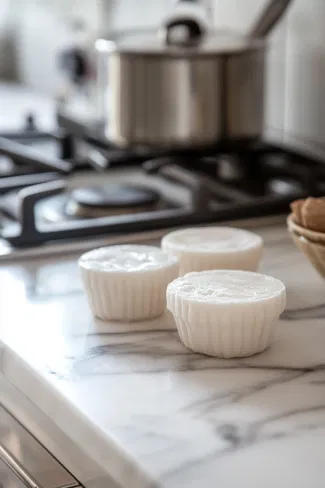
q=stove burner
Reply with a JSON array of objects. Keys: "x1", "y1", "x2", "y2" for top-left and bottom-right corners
[
  {"x1": 66, "y1": 185, "x2": 161, "y2": 218},
  {"x1": 73, "y1": 184, "x2": 159, "y2": 209}
]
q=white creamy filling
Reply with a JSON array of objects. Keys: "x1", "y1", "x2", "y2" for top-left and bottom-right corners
[
  {"x1": 80, "y1": 245, "x2": 177, "y2": 272},
  {"x1": 168, "y1": 270, "x2": 285, "y2": 303},
  {"x1": 163, "y1": 227, "x2": 262, "y2": 252}
]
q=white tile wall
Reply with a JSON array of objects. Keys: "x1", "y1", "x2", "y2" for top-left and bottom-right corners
[
  {"x1": 108, "y1": 0, "x2": 170, "y2": 30},
  {"x1": 16, "y1": 0, "x2": 102, "y2": 94},
  {"x1": 285, "y1": 0, "x2": 325, "y2": 151},
  {"x1": 265, "y1": 9, "x2": 288, "y2": 139},
  {"x1": 213, "y1": 0, "x2": 263, "y2": 30}
]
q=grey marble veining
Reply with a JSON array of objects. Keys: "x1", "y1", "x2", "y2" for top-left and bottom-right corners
[{"x1": 1, "y1": 217, "x2": 325, "y2": 488}]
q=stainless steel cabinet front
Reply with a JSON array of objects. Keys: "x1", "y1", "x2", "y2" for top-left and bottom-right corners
[
  {"x1": 0, "y1": 457, "x2": 28, "y2": 488},
  {"x1": 0, "y1": 406, "x2": 79, "y2": 488}
]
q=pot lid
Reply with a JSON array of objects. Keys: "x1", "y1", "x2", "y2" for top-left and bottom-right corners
[{"x1": 97, "y1": 18, "x2": 264, "y2": 57}]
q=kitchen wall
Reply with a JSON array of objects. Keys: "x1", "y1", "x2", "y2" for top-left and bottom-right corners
[
  {"x1": 14, "y1": 0, "x2": 104, "y2": 93},
  {"x1": 284, "y1": 0, "x2": 325, "y2": 153}
]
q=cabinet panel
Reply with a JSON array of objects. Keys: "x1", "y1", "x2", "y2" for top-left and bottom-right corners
[{"x1": 0, "y1": 406, "x2": 78, "y2": 488}]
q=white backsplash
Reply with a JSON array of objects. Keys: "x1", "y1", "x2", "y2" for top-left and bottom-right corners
[
  {"x1": 284, "y1": 0, "x2": 325, "y2": 152},
  {"x1": 15, "y1": 0, "x2": 102, "y2": 94},
  {"x1": 108, "y1": 0, "x2": 170, "y2": 30},
  {"x1": 213, "y1": 0, "x2": 263, "y2": 29}
]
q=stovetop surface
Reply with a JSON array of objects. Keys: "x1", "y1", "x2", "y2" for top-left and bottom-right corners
[{"x1": 1, "y1": 117, "x2": 325, "y2": 260}]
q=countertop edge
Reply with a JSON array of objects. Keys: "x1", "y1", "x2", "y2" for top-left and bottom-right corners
[{"x1": 0, "y1": 342, "x2": 158, "y2": 488}]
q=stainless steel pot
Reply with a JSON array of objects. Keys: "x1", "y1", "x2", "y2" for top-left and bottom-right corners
[{"x1": 97, "y1": 0, "x2": 293, "y2": 149}]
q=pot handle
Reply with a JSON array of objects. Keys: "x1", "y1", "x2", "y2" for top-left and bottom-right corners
[
  {"x1": 249, "y1": 0, "x2": 293, "y2": 38},
  {"x1": 161, "y1": 16, "x2": 205, "y2": 46}
]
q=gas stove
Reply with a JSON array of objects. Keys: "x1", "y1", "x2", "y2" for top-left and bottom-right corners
[{"x1": 1, "y1": 113, "x2": 325, "y2": 261}]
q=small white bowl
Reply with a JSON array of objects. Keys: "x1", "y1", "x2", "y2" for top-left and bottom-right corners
[
  {"x1": 167, "y1": 270, "x2": 286, "y2": 358},
  {"x1": 79, "y1": 245, "x2": 179, "y2": 321},
  {"x1": 161, "y1": 226, "x2": 263, "y2": 276}
]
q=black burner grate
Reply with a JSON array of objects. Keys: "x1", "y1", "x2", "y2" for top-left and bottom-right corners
[
  {"x1": 1, "y1": 113, "x2": 325, "y2": 248},
  {"x1": 1, "y1": 140, "x2": 325, "y2": 248}
]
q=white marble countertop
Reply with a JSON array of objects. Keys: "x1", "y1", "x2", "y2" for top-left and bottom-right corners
[{"x1": 2, "y1": 217, "x2": 325, "y2": 488}]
